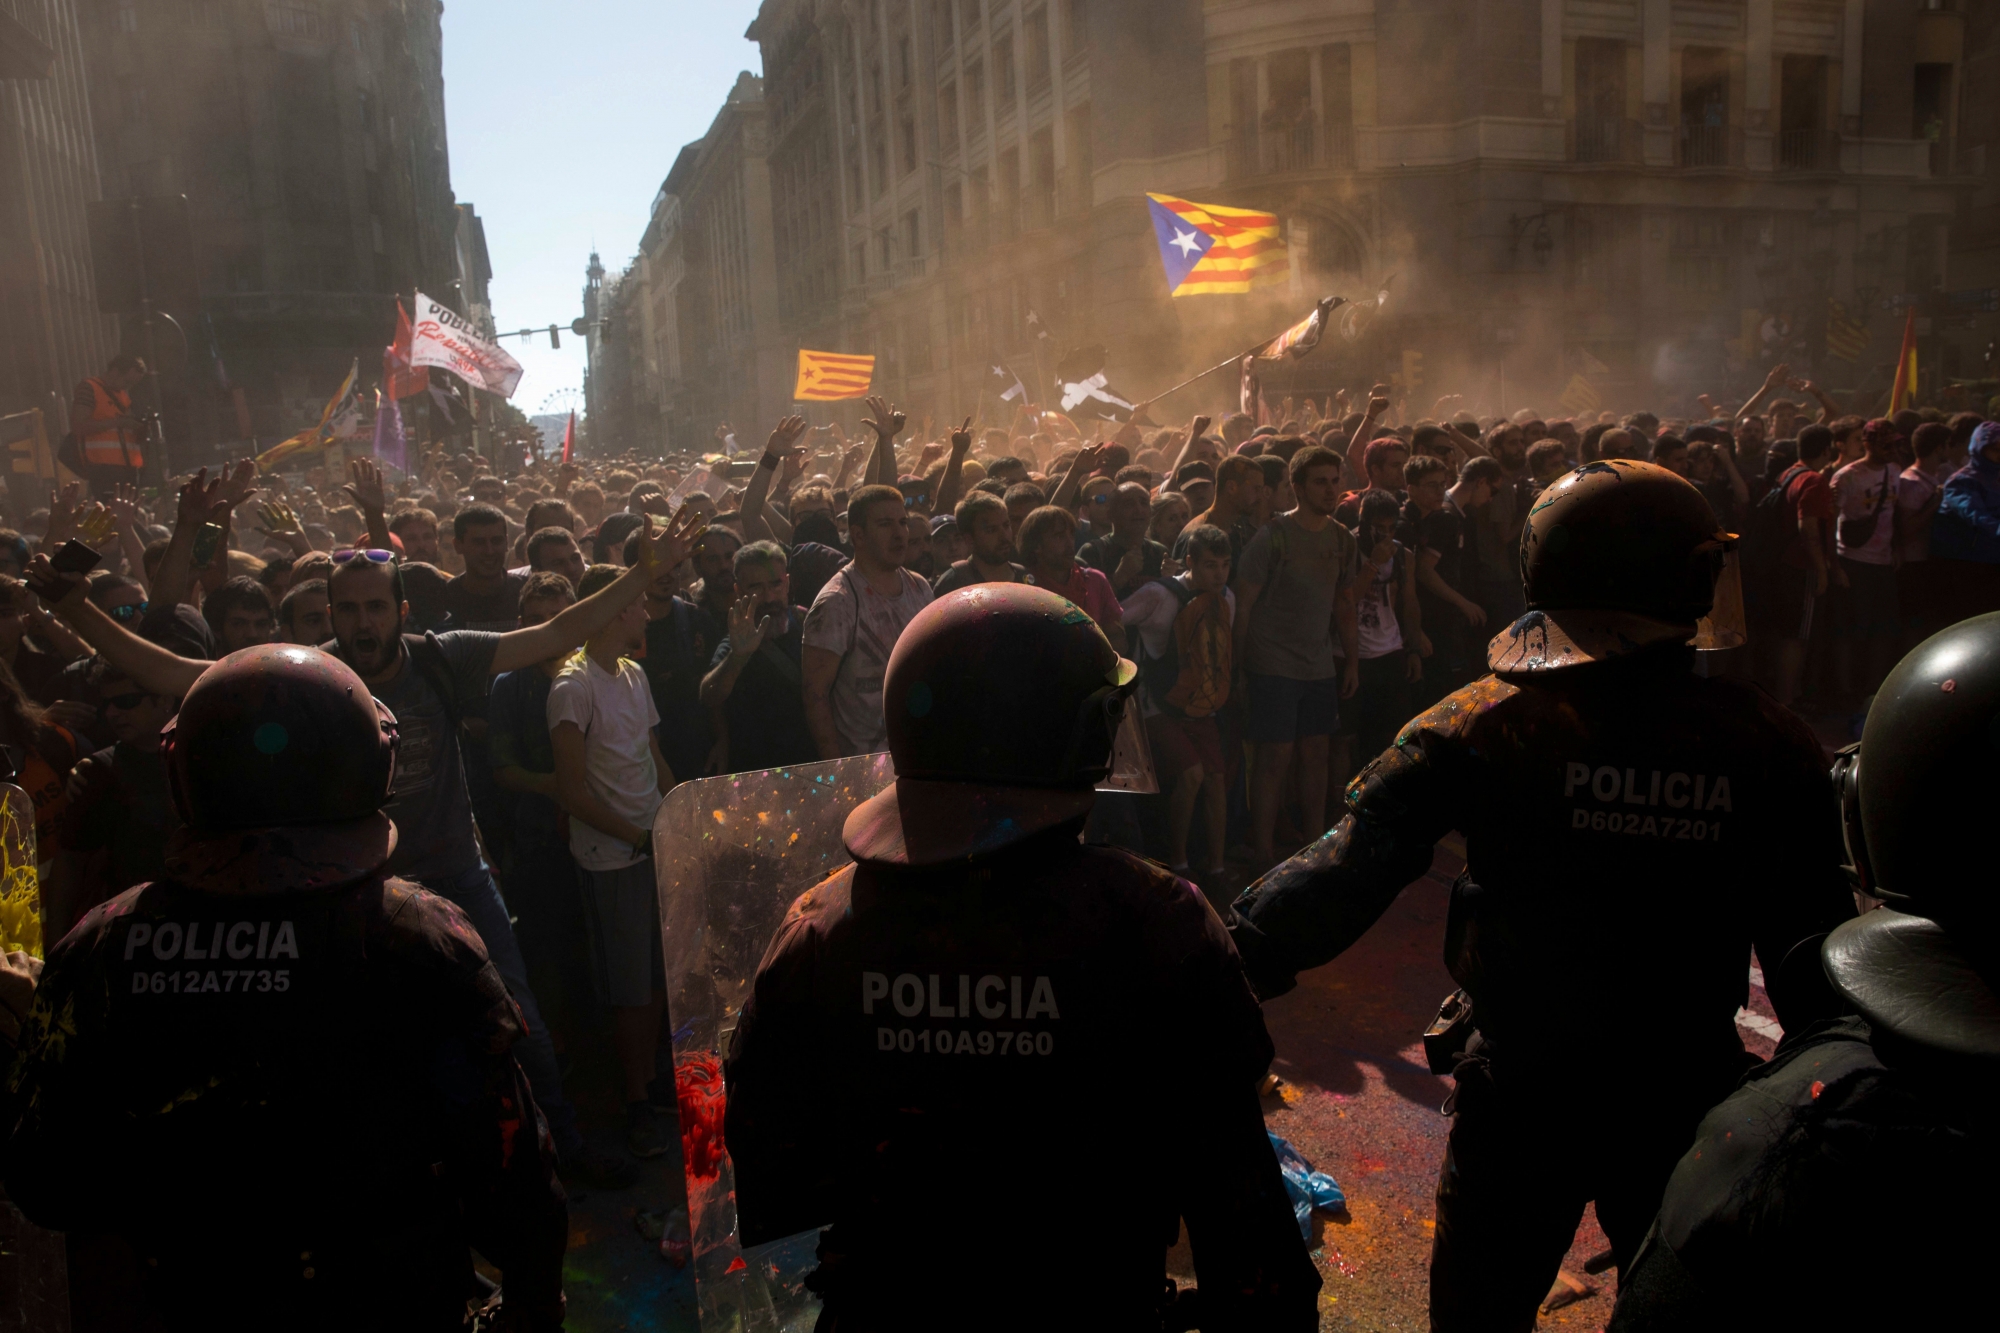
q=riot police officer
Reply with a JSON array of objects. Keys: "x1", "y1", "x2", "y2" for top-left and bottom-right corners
[
  {"x1": 1609, "y1": 614, "x2": 2000, "y2": 1332},
  {"x1": 2, "y1": 645, "x2": 567, "y2": 1332},
  {"x1": 1229, "y1": 461, "x2": 1855, "y2": 1332},
  {"x1": 724, "y1": 584, "x2": 1319, "y2": 1331}
]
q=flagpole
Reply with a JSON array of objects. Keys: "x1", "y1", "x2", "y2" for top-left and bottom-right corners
[{"x1": 1137, "y1": 296, "x2": 1346, "y2": 412}]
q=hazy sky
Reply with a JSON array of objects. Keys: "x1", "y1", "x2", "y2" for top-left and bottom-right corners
[{"x1": 440, "y1": 1, "x2": 763, "y2": 415}]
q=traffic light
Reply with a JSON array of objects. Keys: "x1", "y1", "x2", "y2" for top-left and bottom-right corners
[
  {"x1": 1401, "y1": 349, "x2": 1424, "y2": 392},
  {"x1": 548, "y1": 324, "x2": 560, "y2": 349}
]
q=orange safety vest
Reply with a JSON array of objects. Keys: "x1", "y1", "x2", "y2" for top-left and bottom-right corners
[{"x1": 78, "y1": 377, "x2": 142, "y2": 468}]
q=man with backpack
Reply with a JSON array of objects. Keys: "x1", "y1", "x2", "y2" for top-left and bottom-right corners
[
  {"x1": 1121, "y1": 524, "x2": 1235, "y2": 904},
  {"x1": 1747, "y1": 423, "x2": 1838, "y2": 707}
]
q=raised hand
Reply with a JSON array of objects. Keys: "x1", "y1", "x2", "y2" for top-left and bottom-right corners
[
  {"x1": 949, "y1": 416, "x2": 974, "y2": 456},
  {"x1": 217, "y1": 458, "x2": 260, "y2": 510},
  {"x1": 638, "y1": 504, "x2": 708, "y2": 574},
  {"x1": 1368, "y1": 395, "x2": 1392, "y2": 417},
  {"x1": 1187, "y1": 414, "x2": 1212, "y2": 442},
  {"x1": 76, "y1": 504, "x2": 116, "y2": 549},
  {"x1": 255, "y1": 500, "x2": 305, "y2": 538},
  {"x1": 727, "y1": 592, "x2": 773, "y2": 657},
  {"x1": 917, "y1": 440, "x2": 946, "y2": 470},
  {"x1": 764, "y1": 415, "x2": 809, "y2": 459},
  {"x1": 22, "y1": 552, "x2": 85, "y2": 612},
  {"x1": 1761, "y1": 362, "x2": 1792, "y2": 390},
  {"x1": 44, "y1": 481, "x2": 85, "y2": 547},
  {"x1": 862, "y1": 395, "x2": 906, "y2": 441},
  {"x1": 342, "y1": 457, "x2": 387, "y2": 515},
  {"x1": 105, "y1": 483, "x2": 141, "y2": 532}
]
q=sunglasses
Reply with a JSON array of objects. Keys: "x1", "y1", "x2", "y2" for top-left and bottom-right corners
[
  {"x1": 103, "y1": 692, "x2": 149, "y2": 710},
  {"x1": 108, "y1": 601, "x2": 150, "y2": 622},
  {"x1": 1087, "y1": 493, "x2": 1114, "y2": 505},
  {"x1": 332, "y1": 548, "x2": 397, "y2": 566}
]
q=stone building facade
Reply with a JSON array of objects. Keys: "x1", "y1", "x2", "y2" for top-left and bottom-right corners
[
  {"x1": 76, "y1": 0, "x2": 463, "y2": 465},
  {"x1": 597, "y1": 0, "x2": 1987, "y2": 444},
  {"x1": 0, "y1": 0, "x2": 118, "y2": 464}
]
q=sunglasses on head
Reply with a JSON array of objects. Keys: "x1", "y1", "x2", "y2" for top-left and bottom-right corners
[
  {"x1": 332, "y1": 548, "x2": 397, "y2": 566},
  {"x1": 108, "y1": 600, "x2": 150, "y2": 622}
]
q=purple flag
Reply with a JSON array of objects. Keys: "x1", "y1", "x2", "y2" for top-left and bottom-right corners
[{"x1": 372, "y1": 388, "x2": 406, "y2": 473}]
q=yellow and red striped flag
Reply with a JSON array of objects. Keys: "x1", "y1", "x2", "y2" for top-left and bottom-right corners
[
  {"x1": 1888, "y1": 305, "x2": 1918, "y2": 413},
  {"x1": 1146, "y1": 192, "x2": 1289, "y2": 297},
  {"x1": 794, "y1": 349, "x2": 875, "y2": 401}
]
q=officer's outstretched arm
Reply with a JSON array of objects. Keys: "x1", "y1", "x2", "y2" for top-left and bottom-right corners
[{"x1": 1231, "y1": 731, "x2": 1460, "y2": 999}]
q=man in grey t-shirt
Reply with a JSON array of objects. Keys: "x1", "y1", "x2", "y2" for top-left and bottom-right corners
[{"x1": 1232, "y1": 444, "x2": 1360, "y2": 869}]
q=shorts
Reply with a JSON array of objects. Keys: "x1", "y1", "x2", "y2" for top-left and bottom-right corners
[
  {"x1": 1146, "y1": 712, "x2": 1225, "y2": 782},
  {"x1": 1244, "y1": 672, "x2": 1340, "y2": 745},
  {"x1": 578, "y1": 859, "x2": 665, "y2": 1008}
]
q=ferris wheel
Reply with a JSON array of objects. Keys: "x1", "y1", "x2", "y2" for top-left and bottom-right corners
[{"x1": 537, "y1": 387, "x2": 584, "y2": 417}]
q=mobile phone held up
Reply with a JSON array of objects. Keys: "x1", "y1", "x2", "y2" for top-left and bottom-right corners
[
  {"x1": 190, "y1": 522, "x2": 225, "y2": 569},
  {"x1": 49, "y1": 540, "x2": 101, "y2": 577}
]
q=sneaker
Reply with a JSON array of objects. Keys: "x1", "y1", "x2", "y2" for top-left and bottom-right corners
[
  {"x1": 561, "y1": 1143, "x2": 641, "y2": 1190},
  {"x1": 626, "y1": 1101, "x2": 673, "y2": 1159}
]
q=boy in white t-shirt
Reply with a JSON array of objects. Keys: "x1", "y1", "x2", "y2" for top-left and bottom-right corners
[{"x1": 549, "y1": 563, "x2": 676, "y2": 1158}]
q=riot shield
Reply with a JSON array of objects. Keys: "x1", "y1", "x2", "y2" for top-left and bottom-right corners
[
  {"x1": 654, "y1": 754, "x2": 894, "y2": 1332},
  {"x1": 653, "y1": 739, "x2": 1157, "y2": 1330}
]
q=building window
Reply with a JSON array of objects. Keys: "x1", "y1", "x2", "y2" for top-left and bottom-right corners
[
  {"x1": 1065, "y1": 0, "x2": 1087, "y2": 51},
  {"x1": 900, "y1": 114, "x2": 918, "y2": 174},
  {"x1": 853, "y1": 241, "x2": 867, "y2": 284},
  {"x1": 117, "y1": 1, "x2": 139, "y2": 32},
  {"x1": 265, "y1": 2, "x2": 325, "y2": 41},
  {"x1": 1679, "y1": 48, "x2": 1730, "y2": 167},
  {"x1": 1777, "y1": 55, "x2": 1829, "y2": 169},
  {"x1": 995, "y1": 33, "x2": 1016, "y2": 108},
  {"x1": 935, "y1": 0, "x2": 954, "y2": 49},
  {"x1": 897, "y1": 33, "x2": 912, "y2": 89},
  {"x1": 879, "y1": 232, "x2": 894, "y2": 272},
  {"x1": 1025, "y1": 7, "x2": 1051, "y2": 93},
  {"x1": 905, "y1": 208, "x2": 923, "y2": 258},
  {"x1": 961, "y1": 0, "x2": 981, "y2": 26}
]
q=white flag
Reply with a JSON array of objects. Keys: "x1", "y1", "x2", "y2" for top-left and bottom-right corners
[{"x1": 408, "y1": 291, "x2": 524, "y2": 398}]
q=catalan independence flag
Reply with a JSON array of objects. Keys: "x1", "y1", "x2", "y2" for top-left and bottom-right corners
[
  {"x1": 794, "y1": 349, "x2": 875, "y2": 402},
  {"x1": 1146, "y1": 193, "x2": 1289, "y2": 297}
]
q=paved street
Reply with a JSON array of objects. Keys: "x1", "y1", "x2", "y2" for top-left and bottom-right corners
[{"x1": 568, "y1": 833, "x2": 1787, "y2": 1333}]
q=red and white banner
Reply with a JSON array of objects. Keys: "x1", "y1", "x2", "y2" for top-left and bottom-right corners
[{"x1": 409, "y1": 291, "x2": 524, "y2": 398}]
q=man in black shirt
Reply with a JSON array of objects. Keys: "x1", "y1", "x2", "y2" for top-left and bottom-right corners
[
  {"x1": 1397, "y1": 455, "x2": 1491, "y2": 703},
  {"x1": 932, "y1": 492, "x2": 1026, "y2": 594},
  {"x1": 439, "y1": 504, "x2": 526, "y2": 632},
  {"x1": 631, "y1": 526, "x2": 727, "y2": 783},
  {"x1": 699, "y1": 541, "x2": 815, "y2": 774},
  {"x1": 1079, "y1": 483, "x2": 1166, "y2": 597}
]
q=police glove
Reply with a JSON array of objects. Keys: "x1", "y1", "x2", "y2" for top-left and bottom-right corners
[{"x1": 1225, "y1": 911, "x2": 1298, "y2": 1003}]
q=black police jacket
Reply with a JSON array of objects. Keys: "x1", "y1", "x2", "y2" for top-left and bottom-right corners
[
  {"x1": 724, "y1": 826, "x2": 1321, "y2": 1331},
  {"x1": 1234, "y1": 646, "x2": 1854, "y2": 1077},
  {"x1": 1608, "y1": 1015, "x2": 1998, "y2": 1331},
  {"x1": 1, "y1": 874, "x2": 567, "y2": 1332}
]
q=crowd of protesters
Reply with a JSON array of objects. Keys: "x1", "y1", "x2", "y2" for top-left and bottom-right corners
[{"x1": 0, "y1": 360, "x2": 1994, "y2": 1183}]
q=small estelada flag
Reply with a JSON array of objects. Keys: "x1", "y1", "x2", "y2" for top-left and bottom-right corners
[
  {"x1": 1146, "y1": 192, "x2": 1289, "y2": 297},
  {"x1": 795, "y1": 349, "x2": 875, "y2": 401}
]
